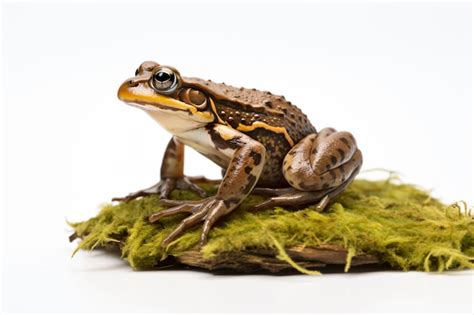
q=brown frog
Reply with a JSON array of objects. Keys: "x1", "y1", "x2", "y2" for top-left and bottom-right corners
[{"x1": 114, "y1": 61, "x2": 362, "y2": 247}]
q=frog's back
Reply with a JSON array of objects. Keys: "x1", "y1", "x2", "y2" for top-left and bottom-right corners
[
  {"x1": 184, "y1": 77, "x2": 317, "y2": 144},
  {"x1": 185, "y1": 77, "x2": 317, "y2": 187}
]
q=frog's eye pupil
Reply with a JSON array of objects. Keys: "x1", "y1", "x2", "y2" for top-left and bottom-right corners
[
  {"x1": 134, "y1": 68, "x2": 139, "y2": 76},
  {"x1": 155, "y1": 71, "x2": 172, "y2": 82}
]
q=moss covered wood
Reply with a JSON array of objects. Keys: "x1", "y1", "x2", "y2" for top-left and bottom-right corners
[{"x1": 69, "y1": 179, "x2": 474, "y2": 274}]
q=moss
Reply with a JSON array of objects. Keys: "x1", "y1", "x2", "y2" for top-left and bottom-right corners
[{"x1": 69, "y1": 179, "x2": 474, "y2": 273}]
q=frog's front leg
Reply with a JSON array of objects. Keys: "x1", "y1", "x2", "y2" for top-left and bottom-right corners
[
  {"x1": 149, "y1": 124, "x2": 266, "y2": 247},
  {"x1": 112, "y1": 137, "x2": 206, "y2": 202}
]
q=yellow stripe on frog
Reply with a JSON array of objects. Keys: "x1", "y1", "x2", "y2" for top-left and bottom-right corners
[{"x1": 237, "y1": 121, "x2": 294, "y2": 146}]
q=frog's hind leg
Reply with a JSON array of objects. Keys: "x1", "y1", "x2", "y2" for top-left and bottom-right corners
[
  {"x1": 283, "y1": 128, "x2": 362, "y2": 192},
  {"x1": 250, "y1": 128, "x2": 362, "y2": 211}
]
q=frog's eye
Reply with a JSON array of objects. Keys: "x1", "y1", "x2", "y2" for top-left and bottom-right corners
[
  {"x1": 151, "y1": 67, "x2": 179, "y2": 94},
  {"x1": 134, "y1": 68, "x2": 139, "y2": 76}
]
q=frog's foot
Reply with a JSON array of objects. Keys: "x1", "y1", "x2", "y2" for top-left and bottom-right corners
[
  {"x1": 249, "y1": 168, "x2": 359, "y2": 212},
  {"x1": 249, "y1": 189, "x2": 329, "y2": 212},
  {"x1": 112, "y1": 176, "x2": 207, "y2": 203},
  {"x1": 186, "y1": 175, "x2": 221, "y2": 186},
  {"x1": 253, "y1": 187, "x2": 298, "y2": 196},
  {"x1": 149, "y1": 197, "x2": 231, "y2": 247}
]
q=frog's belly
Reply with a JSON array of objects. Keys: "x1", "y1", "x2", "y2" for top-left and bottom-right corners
[{"x1": 176, "y1": 128, "x2": 232, "y2": 169}]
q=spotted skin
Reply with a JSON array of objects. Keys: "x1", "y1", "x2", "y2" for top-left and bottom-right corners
[{"x1": 245, "y1": 128, "x2": 291, "y2": 187}]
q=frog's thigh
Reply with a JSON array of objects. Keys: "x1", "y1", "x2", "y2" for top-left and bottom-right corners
[{"x1": 283, "y1": 128, "x2": 362, "y2": 191}]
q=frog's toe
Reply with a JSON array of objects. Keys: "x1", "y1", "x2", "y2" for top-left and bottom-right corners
[
  {"x1": 160, "y1": 209, "x2": 208, "y2": 247},
  {"x1": 112, "y1": 193, "x2": 143, "y2": 203},
  {"x1": 159, "y1": 199, "x2": 187, "y2": 206},
  {"x1": 252, "y1": 187, "x2": 298, "y2": 196},
  {"x1": 176, "y1": 177, "x2": 207, "y2": 197},
  {"x1": 249, "y1": 190, "x2": 329, "y2": 212},
  {"x1": 149, "y1": 197, "x2": 229, "y2": 248},
  {"x1": 157, "y1": 178, "x2": 177, "y2": 199},
  {"x1": 112, "y1": 181, "x2": 165, "y2": 202},
  {"x1": 111, "y1": 196, "x2": 130, "y2": 203},
  {"x1": 159, "y1": 198, "x2": 202, "y2": 206},
  {"x1": 199, "y1": 199, "x2": 228, "y2": 246},
  {"x1": 112, "y1": 175, "x2": 210, "y2": 203},
  {"x1": 149, "y1": 203, "x2": 197, "y2": 223}
]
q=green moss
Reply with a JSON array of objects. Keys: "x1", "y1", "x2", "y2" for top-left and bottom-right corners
[{"x1": 69, "y1": 179, "x2": 474, "y2": 273}]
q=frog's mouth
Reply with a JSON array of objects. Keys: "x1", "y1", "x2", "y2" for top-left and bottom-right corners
[{"x1": 117, "y1": 80, "x2": 213, "y2": 123}]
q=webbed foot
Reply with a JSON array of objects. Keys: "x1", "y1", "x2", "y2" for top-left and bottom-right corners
[{"x1": 149, "y1": 197, "x2": 232, "y2": 247}]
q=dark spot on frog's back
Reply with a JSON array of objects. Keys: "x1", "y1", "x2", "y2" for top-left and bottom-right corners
[
  {"x1": 264, "y1": 100, "x2": 273, "y2": 108},
  {"x1": 226, "y1": 116, "x2": 239, "y2": 128}
]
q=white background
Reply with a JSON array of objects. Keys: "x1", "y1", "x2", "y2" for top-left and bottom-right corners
[{"x1": 1, "y1": 0, "x2": 473, "y2": 313}]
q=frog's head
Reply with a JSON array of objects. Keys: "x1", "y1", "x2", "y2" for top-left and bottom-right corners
[{"x1": 118, "y1": 61, "x2": 215, "y2": 133}]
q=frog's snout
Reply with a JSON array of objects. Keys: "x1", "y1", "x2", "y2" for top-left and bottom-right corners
[
  {"x1": 118, "y1": 78, "x2": 145, "y2": 103},
  {"x1": 118, "y1": 72, "x2": 153, "y2": 102},
  {"x1": 117, "y1": 80, "x2": 133, "y2": 102}
]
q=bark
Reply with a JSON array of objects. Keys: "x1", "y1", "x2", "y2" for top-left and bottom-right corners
[{"x1": 174, "y1": 245, "x2": 379, "y2": 273}]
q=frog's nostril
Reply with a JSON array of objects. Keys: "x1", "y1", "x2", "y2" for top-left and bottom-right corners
[{"x1": 128, "y1": 80, "x2": 139, "y2": 87}]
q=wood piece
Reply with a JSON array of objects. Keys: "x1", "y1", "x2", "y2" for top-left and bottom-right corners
[
  {"x1": 174, "y1": 245, "x2": 379, "y2": 272},
  {"x1": 176, "y1": 250, "x2": 326, "y2": 273}
]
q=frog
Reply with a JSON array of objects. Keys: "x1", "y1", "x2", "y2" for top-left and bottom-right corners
[{"x1": 113, "y1": 61, "x2": 363, "y2": 247}]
